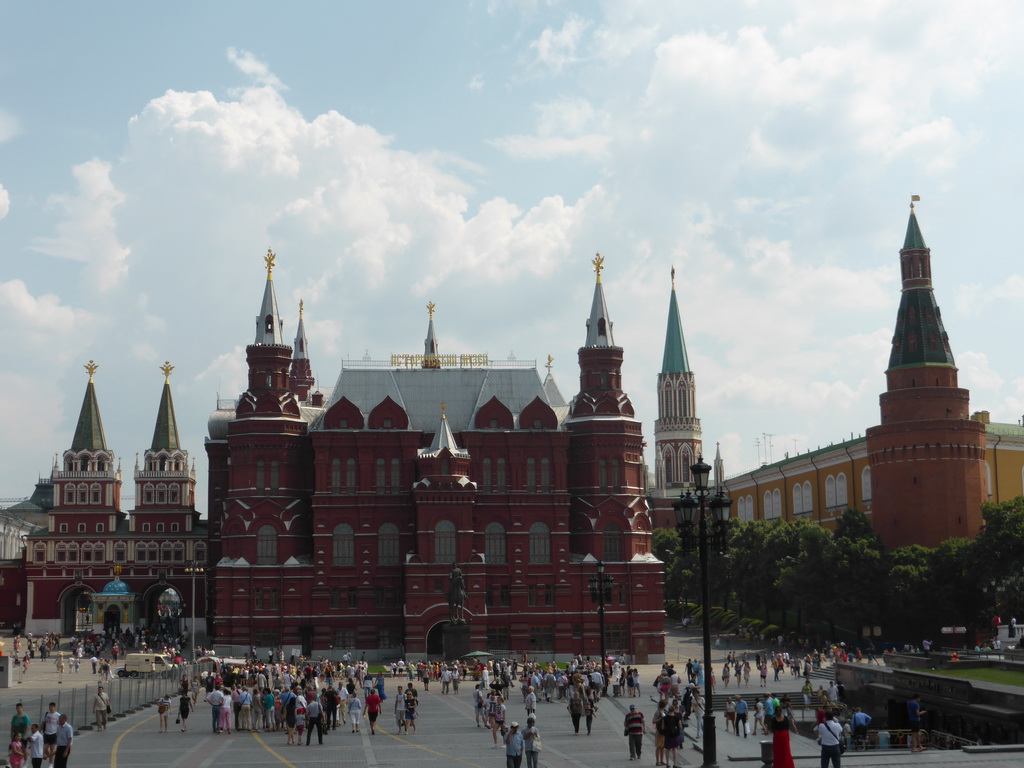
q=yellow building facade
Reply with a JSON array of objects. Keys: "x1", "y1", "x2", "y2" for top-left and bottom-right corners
[{"x1": 723, "y1": 412, "x2": 1024, "y2": 533}]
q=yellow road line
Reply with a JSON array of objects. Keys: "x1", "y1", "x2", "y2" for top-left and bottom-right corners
[
  {"x1": 251, "y1": 730, "x2": 299, "y2": 768},
  {"x1": 111, "y1": 715, "x2": 156, "y2": 768},
  {"x1": 376, "y1": 725, "x2": 488, "y2": 768}
]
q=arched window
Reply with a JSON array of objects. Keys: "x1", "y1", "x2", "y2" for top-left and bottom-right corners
[
  {"x1": 391, "y1": 458, "x2": 401, "y2": 493},
  {"x1": 331, "y1": 458, "x2": 341, "y2": 493},
  {"x1": 802, "y1": 482, "x2": 812, "y2": 514},
  {"x1": 793, "y1": 485, "x2": 803, "y2": 516},
  {"x1": 64, "y1": 486, "x2": 74, "y2": 505},
  {"x1": 763, "y1": 491, "x2": 772, "y2": 518},
  {"x1": 679, "y1": 449, "x2": 692, "y2": 485},
  {"x1": 825, "y1": 476, "x2": 837, "y2": 508},
  {"x1": 90, "y1": 483, "x2": 101, "y2": 504},
  {"x1": 378, "y1": 523, "x2": 399, "y2": 566},
  {"x1": 836, "y1": 473, "x2": 848, "y2": 507},
  {"x1": 541, "y1": 458, "x2": 551, "y2": 492},
  {"x1": 482, "y1": 458, "x2": 492, "y2": 493},
  {"x1": 257, "y1": 525, "x2": 277, "y2": 565},
  {"x1": 169, "y1": 486, "x2": 179, "y2": 504},
  {"x1": 603, "y1": 523, "x2": 624, "y2": 562},
  {"x1": 599, "y1": 460, "x2": 608, "y2": 491},
  {"x1": 77, "y1": 485, "x2": 87, "y2": 504},
  {"x1": 34, "y1": 543, "x2": 46, "y2": 563},
  {"x1": 663, "y1": 449, "x2": 674, "y2": 486},
  {"x1": 434, "y1": 520, "x2": 456, "y2": 563},
  {"x1": 333, "y1": 523, "x2": 355, "y2": 566},
  {"x1": 529, "y1": 522, "x2": 551, "y2": 564},
  {"x1": 526, "y1": 458, "x2": 536, "y2": 491},
  {"x1": 484, "y1": 522, "x2": 506, "y2": 564},
  {"x1": 161, "y1": 542, "x2": 173, "y2": 562},
  {"x1": 861, "y1": 466, "x2": 872, "y2": 501},
  {"x1": 986, "y1": 462, "x2": 993, "y2": 498},
  {"x1": 172, "y1": 543, "x2": 185, "y2": 562},
  {"x1": 194, "y1": 542, "x2": 207, "y2": 563},
  {"x1": 772, "y1": 489, "x2": 782, "y2": 519},
  {"x1": 496, "y1": 458, "x2": 506, "y2": 491},
  {"x1": 256, "y1": 461, "x2": 265, "y2": 491},
  {"x1": 113, "y1": 542, "x2": 126, "y2": 563},
  {"x1": 270, "y1": 461, "x2": 280, "y2": 490},
  {"x1": 376, "y1": 458, "x2": 386, "y2": 490},
  {"x1": 611, "y1": 459, "x2": 621, "y2": 491},
  {"x1": 346, "y1": 458, "x2": 356, "y2": 493}
]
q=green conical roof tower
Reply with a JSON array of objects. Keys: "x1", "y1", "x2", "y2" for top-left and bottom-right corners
[
  {"x1": 71, "y1": 361, "x2": 108, "y2": 451},
  {"x1": 661, "y1": 268, "x2": 691, "y2": 374},
  {"x1": 151, "y1": 362, "x2": 181, "y2": 452},
  {"x1": 903, "y1": 202, "x2": 927, "y2": 250},
  {"x1": 886, "y1": 200, "x2": 956, "y2": 372}
]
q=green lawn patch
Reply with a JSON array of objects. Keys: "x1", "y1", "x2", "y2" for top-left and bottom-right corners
[{"x1": 930, "y1": 667, "x2": 1024, "y2": 687}]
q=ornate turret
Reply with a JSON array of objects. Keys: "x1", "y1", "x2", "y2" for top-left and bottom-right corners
[
  {"x1": 136, "y1": 363, "x2": 196, "y2": 510},
  {"x1": 255, "y1": 248, "x2": 284, "y2": 346},
  {"x1": 289, "y1": 300, "x2": 315, "y2": 402},
  {"x1": 423, "y1": 302, "x2": 440, "y2": 368},
  {"x1": 237, "y1": 250, "x2": 300, "y2": 419},
  {"x1": 866, "y1": 198, "x2": 986, "y2": 548},
  {"x1": 584, "y1": 254, "x2": 615, "y2": 347},
  {"x1": 53, "y1": 362, "x2": 122, "y2": 512},
  {"x1": 72, "y1": 361, "x2": 108, "y2": 452},
  {"x1": 654, "y1": 268, "x2": 701, "y2": 491}
]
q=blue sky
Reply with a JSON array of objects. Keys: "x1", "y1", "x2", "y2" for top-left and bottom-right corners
[{"x1": 3, "y1": 1, "x2": 1024, "y2": 510}]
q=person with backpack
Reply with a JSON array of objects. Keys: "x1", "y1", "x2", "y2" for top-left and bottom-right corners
[{"x1": 815, "y1": 710, "x2": 843, "y2": 767}]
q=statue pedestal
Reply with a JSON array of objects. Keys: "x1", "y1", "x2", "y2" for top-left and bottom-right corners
[{"x1": 443, "y1": 623, "x2": 471, "y2": 661}]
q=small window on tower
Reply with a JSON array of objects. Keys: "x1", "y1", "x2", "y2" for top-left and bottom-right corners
[
  {"x1": 490, "y1": 418, "x2": 499, "y2": 428},
  {"x1": 77, "y1": 523, "x2": 86, "y2": 533},
  {"x1": 97, "y1": 523, "x2": 104, "y2": 533},
  {"x1": 59, "y1": 523, "x2": 68, "y2": 533},
  {"x1": 142, "y1": 523, "x2": 151, "y2": 533},
  {"x1": 383, "y1": 417, "x2": 393, "y2": 429},
  {"x1": 265, "y1": 314, "x2": 274, "y2": 333},
  {"x1": 157, "y1": 523, "x2": 164, "y2": 533},
  {"x1": 339, "y1": 418, "x2": 348, "y2": 428}
]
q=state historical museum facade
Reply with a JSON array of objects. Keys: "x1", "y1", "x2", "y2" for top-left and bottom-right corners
[{"x1": 204, "y1": 253, "x2": 666, "y2": 662}]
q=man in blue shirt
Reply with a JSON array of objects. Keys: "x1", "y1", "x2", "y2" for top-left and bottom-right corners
[
  {"x1": 504, "y1": 721, "x2": 525, "y2": 768},
  {"x1": 734, "y1": 695, "x2": 749, "y2": 737},
  {"x1": 851, "y1": 707, "x2": 872, "y2": 749},
  {"x1": 908, "y1": 695, "x2": 926, "y2": 752}
]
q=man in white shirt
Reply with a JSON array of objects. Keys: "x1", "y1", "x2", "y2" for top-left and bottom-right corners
[
  {"x1": 54, "y1": 715, "x2": 73, "y2": 768},
  {"x1": 815, "y1": 711, "x2": 843, "y2": 768},
  {"x1": 28, "y1": 723, "x2": 45, "y2": 768},
  {"x1": 205, "y1": 686, "x2": 226, "y2": 733},
  {"x1": 43, "y1": 702, "x2": 61, "y2": 767}
]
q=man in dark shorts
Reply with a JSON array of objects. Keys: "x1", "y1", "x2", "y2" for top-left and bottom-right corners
[
  {"x1": 365, "y1": 688, "x2": 382, "y2": 735},
  {"x1": 908, "y1": 694, "x2": 926, "y2": 752},
  {"x1": 42, "y1": 702, "x2": 61, "y2": 764}
]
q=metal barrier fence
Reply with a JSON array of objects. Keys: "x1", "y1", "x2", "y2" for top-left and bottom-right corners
[{"x1": 2, "y1": 664, "x2": 198, "y2": 734}]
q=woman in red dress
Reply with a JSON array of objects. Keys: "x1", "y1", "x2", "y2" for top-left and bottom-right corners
[{"x1": 769, "y1": 699, "x2": 796, "y2": 768}]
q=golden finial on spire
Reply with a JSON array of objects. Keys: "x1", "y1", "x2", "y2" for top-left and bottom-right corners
[
  {"x1": 264, "y1": 248, "x2": 276, "y2": 278},
  {"x1": 546, "y1": 354, "x2": 554, "y2": 372},
  {"x1": 299, "y1": 299, "x2": 304, "y2": 320},
  {"x1": 592, "y1": 253, "x2": 605, "y2": 284},
  {"x1": 671, "y1": 266, "x2": 676, "y2": 290},
  {"x1": 84, "y1": 360, "x2": 99, "y2": 381},
  {"x1": 910, "y1": 194, "x2": 920, "y2": 212},
  {"x1": 427, "y1": 301, "x2": 436, "y2": 321},
  {"x1": 441, "y1": 402, "x2": 447, "y2": 419},
  {"x1": 160, "y1": 361, "x2": 174, "y2": 381}
]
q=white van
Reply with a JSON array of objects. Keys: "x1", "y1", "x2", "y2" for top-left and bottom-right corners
[{"x1": 116, "y1": 653, "x2": 176, "y2": 677}]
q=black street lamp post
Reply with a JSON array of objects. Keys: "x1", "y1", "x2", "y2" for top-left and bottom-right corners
[
  {"x1": 589, "y1": 560, "x2": 614, "y2": 686},
  {"x1": 674, "y1": 456, "x2": 732, "y2": 768},
  {"x1": 185, "y1": 561, "x2": 206, "y2": 662}
]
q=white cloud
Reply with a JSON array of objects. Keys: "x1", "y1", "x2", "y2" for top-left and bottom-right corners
[
  {"x1": 0, "y1": 110, "x2": 17, "y2": 143},
  {"x1": 467, "y1": 74, "x2": 485, "y2": 91},
  {"x1": 30, "y1": 160, "x2": 131, "y2": 291},
  {"x1": 959, "y1": 350, "x2": 1004, "y2": 393},
  {"x1": 227, "y1": 47, "x2": 287, "y2": 91},
  {"x1": 529, "y1": 13, "x2": 590, "y2": 72},
  {"x1": 0, "y1": 183, "x2": 8, "y2": 219},
  {"x1": 490, "y1": 97, "x2": 611, "y2": 160},
  {"x1": 488, "y1": 134, "x2": 610, "y2": 160}
]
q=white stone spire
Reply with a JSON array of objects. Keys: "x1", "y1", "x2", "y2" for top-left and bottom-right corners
[
  {"x1": 714, "y1": 442, "x2": 725, "y2": 490},
  {"x1": 584, "y1": 253, "x2": 615, "y2": 347},
  {"x1": 254, "y1": 248, "x2": 284, "y2": 346},
  {"x1": 293, "y1": 300, "x2": 309, "y2": 360}
]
